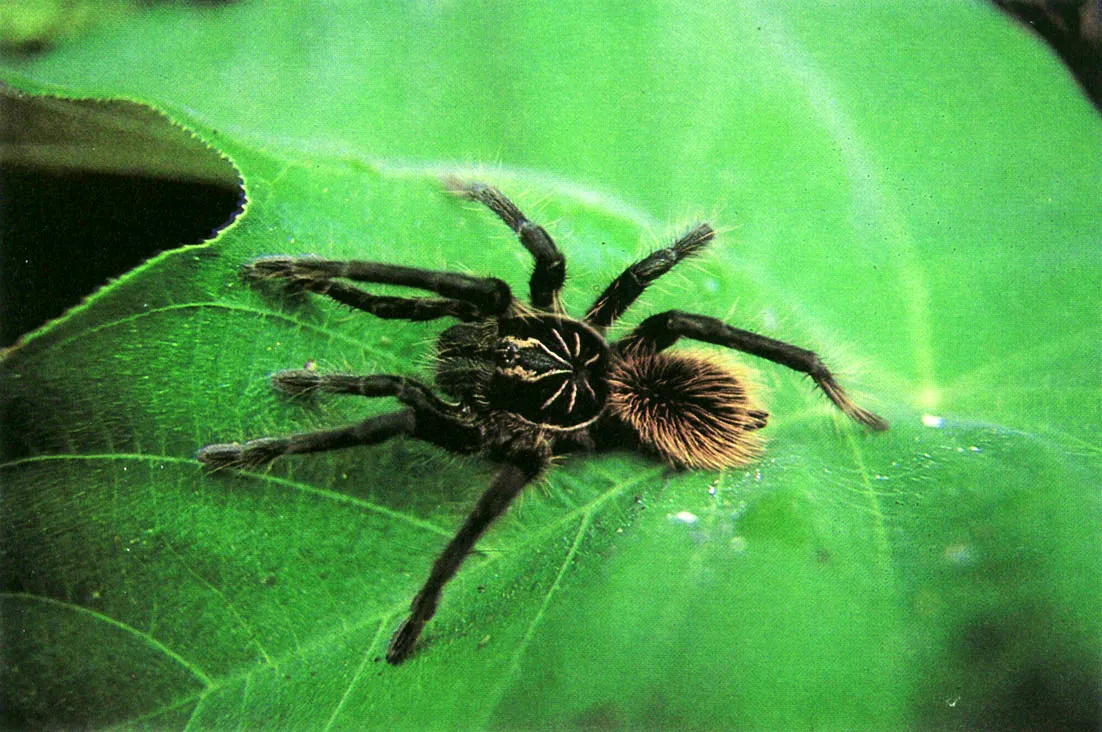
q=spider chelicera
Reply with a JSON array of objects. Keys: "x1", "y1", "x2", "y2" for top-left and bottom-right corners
[{"x1": 197, "y1": 179, "x2": 888, "y2": 664}]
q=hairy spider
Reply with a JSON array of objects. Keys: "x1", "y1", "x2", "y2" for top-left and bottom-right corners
[{"x1": 197, "y1": 180, "x2": 888, "y2": 664}]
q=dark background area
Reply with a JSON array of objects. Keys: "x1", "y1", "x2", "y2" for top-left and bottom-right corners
[{"x1": 0, "y1": 164, "x2": 240, "y2": 347}]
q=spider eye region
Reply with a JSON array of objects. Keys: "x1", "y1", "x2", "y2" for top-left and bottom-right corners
[{"x1": 489, "y1": 316, "x2": 610, "y2": 429}]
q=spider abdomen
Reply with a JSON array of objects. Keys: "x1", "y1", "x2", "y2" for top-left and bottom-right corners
[{"x1": 607, "y1": 350, "x2": 768, "y2": 470}]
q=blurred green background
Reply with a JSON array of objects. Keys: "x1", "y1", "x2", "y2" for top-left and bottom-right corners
[{"x1": 1, "y1": 1, "x2": 1099, "y2": 729}]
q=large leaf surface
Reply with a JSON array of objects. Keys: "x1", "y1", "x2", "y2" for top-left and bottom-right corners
[{"x1": 2, "y1": 2, "x2": 1100, "y2": 729}]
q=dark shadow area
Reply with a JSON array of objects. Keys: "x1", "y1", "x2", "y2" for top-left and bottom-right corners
[
  {"x1": 0, "y1": 90, "x2": 244, "y2": 348},
  {"x1": 992, "y1": 0, "x2": 1102, "y2": 110},
  {"x1": 918, "y1": 607, "x2": 1102, "y2": 732},
  {"x1": 0, "y1": 165, "x2": 242, "y2": 347}
]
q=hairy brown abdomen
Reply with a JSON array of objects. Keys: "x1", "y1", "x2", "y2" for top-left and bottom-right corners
[{"x1": 607, "y1": 350, "x2": 768, "y2": 470}]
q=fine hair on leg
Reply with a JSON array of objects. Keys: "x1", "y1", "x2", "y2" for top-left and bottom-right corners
[
  {"x1": 243, "y1": 256, "x2": 513, "y2": 316},
  {"x1": 585, "y1": 224, "x2": 715, "y2": 329},
  {"x1": 196, "y1": 410, "x2": 416, "y2": 469},
  {"x1": 293, "y1": 280, "x2": 483, "y2": 322},
  {"x1": 622, "y1": 309, "x2": 889, "y2": 430},
  {"x1": 444, "y1": 178, "x2": 566, "y2": 312},
  {"x1": 386, "y1": 449, "x2": 547, "y2": 664}
]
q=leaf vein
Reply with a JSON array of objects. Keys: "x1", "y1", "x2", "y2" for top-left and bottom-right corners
[
  {"x1": 1, "y1": 592, "x2": 214, "y2": 688},
  {"x1": 484, "y1": 511, "x2": 595, "y2": 725},
  {"x1": 0, "y1": 452, "x2": 455, "y2": 538},
  {"x1": 321, "y1": 618, "x2": 389, "y2": 732},
  {"x1": 13, "y1": 302, "x2": 402, "y2": 368}
]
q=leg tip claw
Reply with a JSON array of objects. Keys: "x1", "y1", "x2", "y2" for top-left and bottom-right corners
[
  {"x1": 197, "y1": 438, "x2": 285, "y2": 470},
  {"x1": 385, "y1": 615, "x2": 424, "y2": 665},
  {"x1": 196, "y1": 442, "x2": 244, "y2": 469},
  {"x1": 272, "y1": 369, "x2": 323, "y2": 396}
]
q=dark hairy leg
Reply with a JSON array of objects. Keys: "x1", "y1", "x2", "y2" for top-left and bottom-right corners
[
  {"x1": 244, "y1": 256, "x2": 513, "y2": 316},
  {"x1": 198, "y1": 369, "x2": 485, "y2": 469},
  {"x1": 273, "y1": 371, "x2": 456, "y2": 411},
  {"x1": 386, "y1": 449, "x2": 547, "y2": 664},
  {"x1": 622, "y1": 309, "x2": 889, "y2": 430},
  {"x1": 294, "y1": 280, "x2": 483, "y2": 322},
  {"x1": 272, "y1": 370, "x2": 483, "y2": 454},
  {"x1": 196, "y1": 410, "x2": 416, "y2": 469},
  {"x1": 445, "y1": 178, "x2": 566, "y2": 313},
  {"x1": 585, "y1": 224, "x2": 715, "y2": 329}
]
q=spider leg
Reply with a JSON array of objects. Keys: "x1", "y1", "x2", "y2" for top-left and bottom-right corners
[
  {"x1": 196, "y1": 410, "x2": 417, "y2": 469},
  {"x1": 386, "y1": 449, "x2": 548, "y2": 664},
  {"x1": 300, "y1": 283, "x2": 483, "y2": 322},
  {"x1": 272, "y1": 371, "x2": 454, "y2": 411},
  {"x1": 585, "y1": 224, "x2": 715, "y2": 329},
  {"x1": 244, "y1": 257, "x2": 513, "y2": 317},
  {"x1": 198, "y1": 372, "x2": 484, "y2": 469},
  {"x1": 621, "y1": 310, "x2": 889, "y2": 431},
  {"x1": 445, "y1": 178, "x2": 566, "y2": 313}
]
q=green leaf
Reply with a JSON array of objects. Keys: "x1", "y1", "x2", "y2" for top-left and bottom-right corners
[{"x1": 2, "y1": 2, "x2": 1099, "y2": 730}]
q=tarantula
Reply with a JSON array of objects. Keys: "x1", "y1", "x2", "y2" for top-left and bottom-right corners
[{"x1": 197, "y1": 180, "x2": 888, "y2": 664}]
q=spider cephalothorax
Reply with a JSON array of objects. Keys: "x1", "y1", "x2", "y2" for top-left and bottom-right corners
[
  {"x1": 437, "y1": 312, "x2": 611, "y2": 431},
  {"x1": 198, "y1": 180, "x2": 887, "y2": 664}
]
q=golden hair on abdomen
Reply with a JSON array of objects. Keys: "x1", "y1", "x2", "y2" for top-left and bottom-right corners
[{"x1": 607, "y1": 350, "x2": 768, "y2": 470}]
